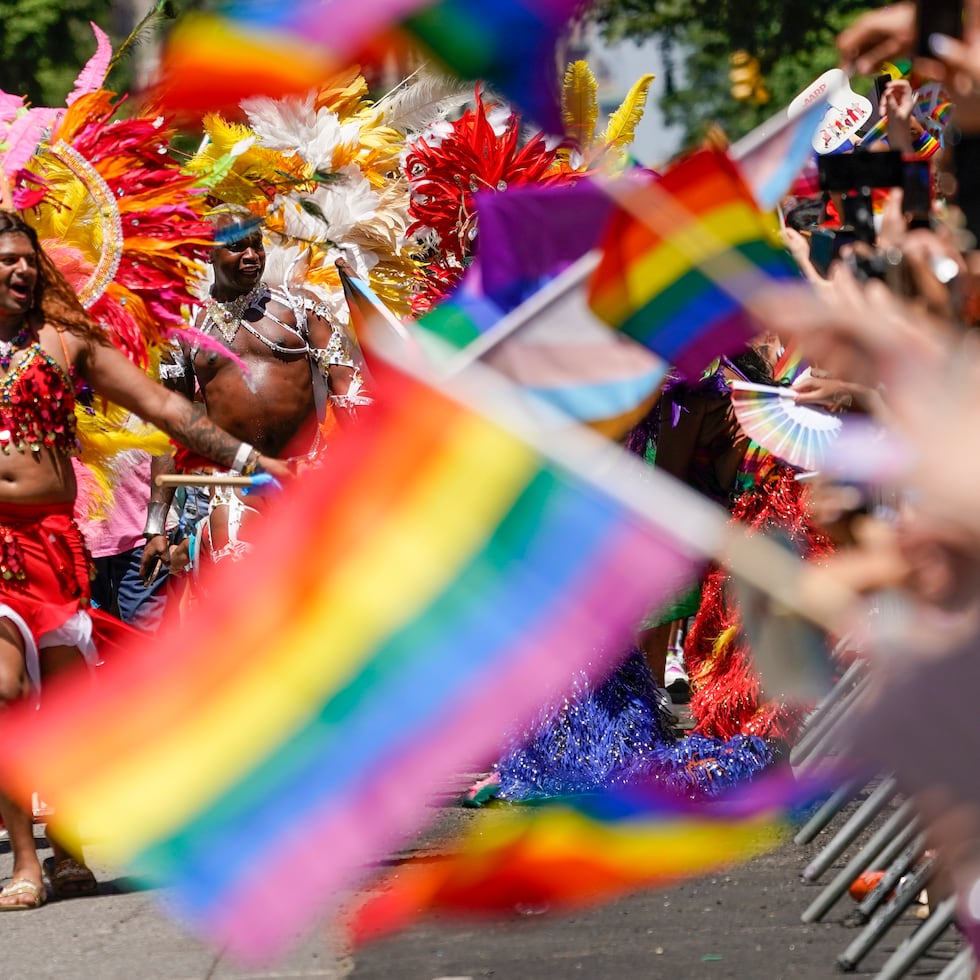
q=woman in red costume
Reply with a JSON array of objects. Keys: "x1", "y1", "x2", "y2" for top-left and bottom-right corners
[{"x1": 0, "y1": 212, "x2": 288, "y2": 910}]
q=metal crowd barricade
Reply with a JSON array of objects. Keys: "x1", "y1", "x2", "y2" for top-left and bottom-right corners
[{"x1": 787, "y1": 656, "x2": 969, "y2": 978}]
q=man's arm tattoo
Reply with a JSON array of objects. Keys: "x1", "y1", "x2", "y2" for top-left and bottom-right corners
[{"x1": 166, "y1": 401, "x2": 244, "y2": 470}]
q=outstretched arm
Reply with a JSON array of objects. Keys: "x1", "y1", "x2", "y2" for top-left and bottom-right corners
[{"x1": 79, "y1": 337, "x2": 290, "y2": 480}]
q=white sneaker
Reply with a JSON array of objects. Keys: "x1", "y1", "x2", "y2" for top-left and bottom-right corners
[{"x1": 665, "y1": 651, "x2": 690, "y2": 703}]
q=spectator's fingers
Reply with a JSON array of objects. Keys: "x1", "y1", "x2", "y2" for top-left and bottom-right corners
[{"x1": 838, "y1": 4, "x2": 915, "y2": 72}]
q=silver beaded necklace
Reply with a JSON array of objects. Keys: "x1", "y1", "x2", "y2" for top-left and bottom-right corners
[{"x1": 202, "y1": 283, "x2": 269, "y2": 345}]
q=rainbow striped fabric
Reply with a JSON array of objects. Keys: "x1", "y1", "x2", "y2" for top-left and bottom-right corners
[
  {"x1": 399, "y1": 0, "x2": 575, "y2": 132},
  {"x1": 416, "y1": 182, "x2": 667, "y2": 435},
  {"x1": 351, "y1": 768, "x2": 828, "y2": 944},
  {"x1": 773, "y1": 342, "x2": 807, "y2": 384},
  {"x1": 0, "y1": 363, "x2": 699, "y2": 961},
  {"x1": 587, "y1": 149, "x2": 797, "y2": 378},
  {"x1": 858, "y1": 115, "x2": 940, "y2": 158},
  {"x1": 155, "y1": 12, "x2": 336, "y2": 115},
  {"x1": 158, "y1": 0, "x2": 577, "y2": 130}
]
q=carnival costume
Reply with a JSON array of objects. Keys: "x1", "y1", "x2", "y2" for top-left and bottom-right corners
[
  {"x1": 423, "y1": 68, "x2": 777, "y2": 804},
  {"x1": 185, "y1": 66, "x2": 430, "y2": 326},
  {"x1": 672, "y1": 357, "x2": 835, "y2": 744},
  {"x1": 3, "y1": 26, "x2": 214, "y2": 522},
  {"x1": 165, "y1": 69, "x2": 473, "y2": 573},
  {"x1": 172, "y1": 280, "x2": 367, "y2": 569},
  {"x1": 0, "y1": 26, "x2": 217, "y2": 677},
  {"x1": 483, "y1": 648, "x2": 773, "y2": 803},
  {"x1": 177, "y1": 279, "x2": 366, "y2": 446},
  {"x1": 684, "y1": 467, "x2": 833, "y2": 744},
  {"x1": 0, "y1": 341, "x2": 95, "y2": 689}
]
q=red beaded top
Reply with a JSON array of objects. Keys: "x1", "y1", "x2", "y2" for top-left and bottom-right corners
[{"x1": 0, "y1": 344, "x2": 78, "y2": 455}]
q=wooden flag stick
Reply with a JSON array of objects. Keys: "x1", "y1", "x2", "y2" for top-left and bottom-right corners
[{"x1": 155, "y1": 474, "x2": 258, "y2": 488}]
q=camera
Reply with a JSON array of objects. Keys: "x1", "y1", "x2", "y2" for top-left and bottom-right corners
[
  {"x1": 809, "y1": 150, "x2": 934, "y2": 280},
  {"x1": 817, "y1": 150, "x2": 905, "y2": 193}
]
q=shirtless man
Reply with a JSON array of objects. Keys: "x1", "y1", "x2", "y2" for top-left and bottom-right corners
[{"x1": 140, "y1": 213, "x2": 366, "y2": 576}]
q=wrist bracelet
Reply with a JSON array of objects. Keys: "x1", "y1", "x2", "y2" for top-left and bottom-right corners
[
  {"x1": 241, "y1": 448, "x2": 263, "y2": 476},
  {"x1": 143, "y1": 500, "x2": 168, "y2": 538},
  {"x1": 233, "y1": 441, "x2": 255, "y2": 473}
]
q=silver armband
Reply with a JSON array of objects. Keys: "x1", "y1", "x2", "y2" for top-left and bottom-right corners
[{"x1": 143, "y1": 500, "x2": 169, "y2": 538}]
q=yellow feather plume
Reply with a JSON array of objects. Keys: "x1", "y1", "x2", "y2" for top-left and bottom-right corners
[
  {"x1": 600, "y1": 73, "x2": 655, "y2": 151},
  {"x1": 314, "y1": 66, "x2": 370, "y2": 117},
  {"x1": 74, "y1": 396, "x2": 173, "y2": 524},
  {"x1": 184, "y1": 115, "x2": 306, "y2": 209},
  {"x1": 561, "y1": 60, "x2": 599, "y2": 151}
]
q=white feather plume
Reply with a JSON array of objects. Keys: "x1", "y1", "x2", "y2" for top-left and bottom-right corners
[
  {"x1": 375, "y1": 67, "x2": 473, "y2": 135},
  {"x1": 242, "y1": 93, "x2": 360, "y2": 171}
]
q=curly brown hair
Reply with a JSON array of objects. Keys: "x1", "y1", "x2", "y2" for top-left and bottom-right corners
[{"x1": 0, "y1": 211, "x2": 101, "y2": 340}]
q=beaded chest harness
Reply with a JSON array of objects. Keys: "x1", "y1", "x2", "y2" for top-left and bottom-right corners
[{"x1": 198, "y1": 283, "x2": 309, "y2": 355}]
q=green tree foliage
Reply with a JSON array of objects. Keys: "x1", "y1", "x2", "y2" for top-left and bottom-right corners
[
  {"x1": 0, "y1": 0, "x2": 118, "y2": 105},
  {"x1": 0, "y1": 0, "x2": 184, "y2": 107},
  {"x1": 589, "y1": 0, "x2": 890, "y2": 147}
]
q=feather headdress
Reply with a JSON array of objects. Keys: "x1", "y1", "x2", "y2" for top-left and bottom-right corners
[
  {"x1": 403, "y1": 89, "x2": 573, "y2": 313},
  {"x1": 27, "y1": 90, "x2": 214, "y2": 365},
  {"x1": 2, "y1": 26, "x2": 215, "y2": 519},
  {"x1": 559, "y1": 60, "x2": 655, "y2": 170},
  {"x1": 403, "y1": 63, "x2": 656, "y2": 314},
  {"x1": 187, "y1": 70, "x2": 424, "y2": 323}
]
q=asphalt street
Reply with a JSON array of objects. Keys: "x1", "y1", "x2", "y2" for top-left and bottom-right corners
[{"x1": 0, "y1": 794, "x2": 963, "y2": 980}]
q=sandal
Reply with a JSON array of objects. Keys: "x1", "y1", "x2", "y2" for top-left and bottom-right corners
[
  {"x1": 43, "y1": 857, "x2": 97, "y2": 899},
  {"x1": 0, "y1": 878, "x2": 47, "y2": 910}
]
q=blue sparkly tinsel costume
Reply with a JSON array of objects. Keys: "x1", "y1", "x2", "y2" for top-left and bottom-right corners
[
  {"x1": 473, "y1": 371, "x2": 778, "y2": 806},
  {"x1": 485, "y1": 648, "x2": 774, "y2": 803}
]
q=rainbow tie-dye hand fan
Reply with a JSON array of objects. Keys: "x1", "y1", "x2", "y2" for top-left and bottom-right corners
[{"x1": 730, "y1": 380, "x2": 842, "y2": 472}]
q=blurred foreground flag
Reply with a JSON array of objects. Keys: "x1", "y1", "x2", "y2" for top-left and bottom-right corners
[
  {"x1": 351, "y1": 767, "x2": 828, "y2": 944},
  {"x1": 158, "y1": 0, "x2": 578, "y2": 129},
  {"x1": 337, "y1": 260, "x2": 422, "y2": 366},
  {"x1": 0, "y1": 362, "x2": 703, "y2": 961},
  {"x1": 587, "y1": 148, "x2": 797, "y2": 378},
  {"x1": 417, "y1": 182, "x2": 667, "y2": 435},
  {"x1": 730, "y1": 96, "x2": 828, "y2": 212}
]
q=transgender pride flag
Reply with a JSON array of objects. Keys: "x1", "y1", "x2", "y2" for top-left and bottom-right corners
[{"x1": 731, "y1": 97, "x2": 828, "y2": 212}]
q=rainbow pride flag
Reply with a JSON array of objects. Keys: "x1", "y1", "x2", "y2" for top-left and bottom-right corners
[
  {"x1": 399, "y1": 0, "x2": 575, "y2": 132},
  {"x1": 587, "y1": 148, "x2": 798, "y2": 378},
  {"x1": 0, "y1": 363, "x2": 701, "y2": 961},
  {"x1": 155, "y1": 13, "x2": 337, "y2": 116},
  {"x1": 773, "y1": 342, "x2": 808, "y2": 384},
  {"x1": 158, "y1": 0, "x2": 577, "y2": 130},
  {"x1": 417, "y1": 183, "x2": 666, "y2": 435},
  {"x1": 351, "y1": 768, "x2": 828, "y2": 944}
]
